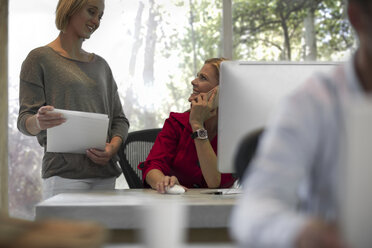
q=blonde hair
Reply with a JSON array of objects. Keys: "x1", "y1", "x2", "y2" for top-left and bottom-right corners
[
  {"x1": 204, "y1": 57, "x2": 228, "y2": 82},
  {"x1": 55, "y1": 0, "x2": 88, "y2": 31}
]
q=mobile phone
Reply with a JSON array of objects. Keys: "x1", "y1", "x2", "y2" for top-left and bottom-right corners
[{"x1": 207, "y1": 86, "x2": 219, "y2": 109}]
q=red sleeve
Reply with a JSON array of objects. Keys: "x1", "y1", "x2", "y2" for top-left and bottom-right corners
[
  {"x1": 220, "y1": 173, "x2": 236, "y2": 188},
  {"x1": 138, "y1": 115, "x2": 182, "y2": 183}
]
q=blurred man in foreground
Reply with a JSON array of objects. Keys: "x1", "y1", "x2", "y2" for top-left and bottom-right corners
[{"x1": 231, "y1": 0, "x2": 372, "y2": 247}]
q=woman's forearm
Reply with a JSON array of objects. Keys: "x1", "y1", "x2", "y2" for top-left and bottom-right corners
[
  {"x1": 193, "y1": 139, "x2": 221, "y2": 188},
  {"x1": 109, "y1": 136, "x2": 123, "y2": 156},
  {"x1": 25, "y1": 115, "x2": 42, "y2": 135}
]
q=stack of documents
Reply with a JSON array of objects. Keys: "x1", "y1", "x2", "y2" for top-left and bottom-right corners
[{"x1": 47, "y1": 109, "x2": 109, "y2": 154}]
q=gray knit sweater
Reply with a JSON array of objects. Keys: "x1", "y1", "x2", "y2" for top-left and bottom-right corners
[{"x1": 17, "y1": 46, "x2": 129, "y2": 179}]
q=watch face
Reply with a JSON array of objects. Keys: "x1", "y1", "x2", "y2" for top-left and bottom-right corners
[
  {"x1": 198, "y1": 129, "x2": 208, "y2": 138},
  {"x1": 192, "y1": 128, "x2": 208, "y2": 139}
]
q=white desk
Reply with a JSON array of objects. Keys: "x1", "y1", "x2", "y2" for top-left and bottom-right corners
[{"x1": 35, "y1": 189, "x2": 239, "y2": 243}]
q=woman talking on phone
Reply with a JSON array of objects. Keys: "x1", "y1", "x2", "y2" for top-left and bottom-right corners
[{"x1": 139, "y1": 58, "x2": 236, "y2": 193}]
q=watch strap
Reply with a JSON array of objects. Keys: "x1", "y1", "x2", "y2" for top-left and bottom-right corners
[{"x1": 191, "y1": 131, "x2": 198, "y2": 139}]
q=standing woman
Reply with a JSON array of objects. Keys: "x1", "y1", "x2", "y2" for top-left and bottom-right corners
[
  {"x1": 17, "y1": 0, "x2": 129, "y2": 199},
  {"x1": 139, "y1": 58, "x2": 236, "y2": 193}
]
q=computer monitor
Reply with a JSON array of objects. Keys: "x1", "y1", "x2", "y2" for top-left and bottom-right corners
[
  {"x1": 217, "y1": 61, "x2": 338, "y2": 174},
  {"x1": 340, "y1": 98, "x2": 372, "y2": 248}
]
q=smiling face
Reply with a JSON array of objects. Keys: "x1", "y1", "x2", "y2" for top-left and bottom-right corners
[
  {"x1": 66, "y1": 0, "x2": 105, "y2": 39},
  {"x1": 188, "y1": 63, "x2": 219, "y2": 102}
]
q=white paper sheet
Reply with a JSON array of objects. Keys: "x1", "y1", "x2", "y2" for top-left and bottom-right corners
[{"x1": 47, "y1": 109, "x2": 109, "y2": 154}]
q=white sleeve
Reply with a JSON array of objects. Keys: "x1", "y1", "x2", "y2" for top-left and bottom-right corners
[{"x1": 230, "y1": 84, "x2": 324, "y2": 248}]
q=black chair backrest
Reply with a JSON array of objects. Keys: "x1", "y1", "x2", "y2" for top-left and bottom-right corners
[
  {"x1": 234, "y1": 127, "x2": 264, "y2": 182},
  {"x1": 118, "y1": 128, "x2": 161, "y2": 188}
]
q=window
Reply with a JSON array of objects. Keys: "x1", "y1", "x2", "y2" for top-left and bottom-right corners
[{"x1": 232, "y1": 0, "x2": 356, "y2": 61}]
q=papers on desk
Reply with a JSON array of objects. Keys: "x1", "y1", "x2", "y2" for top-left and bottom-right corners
[
  {"x1": 47, "y1": 109, "x2": 109, "y2": 154},
  {"x1": 200, "y1": 188, "x2": 243, "y2": 195}
]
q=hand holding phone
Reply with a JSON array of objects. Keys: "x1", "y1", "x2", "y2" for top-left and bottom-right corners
[
  {"x1": 207, "y1": 86, "x2": 219, "y2": 110},
  {"x1": 189, "y1": 86, "x2": 219, "y2": 128}
]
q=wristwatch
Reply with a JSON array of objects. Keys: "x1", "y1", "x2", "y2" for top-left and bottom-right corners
[{"x1": 191, "y1": 128, "x2": 208, "y2": 140}]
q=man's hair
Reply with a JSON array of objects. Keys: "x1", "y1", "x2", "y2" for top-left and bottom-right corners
[
  {"x1": 55, "y1": 0, "x2": 88, "y2": 31},
  {"x1": 204, "y1": 58, "x2": 228, "y2": 83},
  {"x1": 348, "y1": 0, "x2": 372, "y2": 7},
  {"x1": 348, "y1": 0, "x2": 372, "y2": 16}
]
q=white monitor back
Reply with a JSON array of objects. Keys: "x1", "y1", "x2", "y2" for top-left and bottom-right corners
[{"x1": 217, "y1": 61, "x2": 338, "y2": 173}]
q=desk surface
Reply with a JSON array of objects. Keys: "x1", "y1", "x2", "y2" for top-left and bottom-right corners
[{"x1": 35, "y1": 189, "x2": 239, "y2": 229}]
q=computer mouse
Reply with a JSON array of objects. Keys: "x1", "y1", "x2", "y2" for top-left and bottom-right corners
[{"x1": 165, "y1": 184, "x2": 185, "y2": 194}]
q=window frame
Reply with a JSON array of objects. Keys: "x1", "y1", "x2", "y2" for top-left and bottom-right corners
[{"x1": 0, "y1": 0, "x2": 9, "y2": 215}]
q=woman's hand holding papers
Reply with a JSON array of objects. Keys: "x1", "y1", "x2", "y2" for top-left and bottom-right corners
[
  {"x1": 86, "y1": 136, "x2": 122, "y2": 165},
  {"x1": 26, "y1": 106, "x2": 66, "y2": 135}
]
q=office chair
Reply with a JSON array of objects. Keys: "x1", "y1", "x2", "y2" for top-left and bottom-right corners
[
  {"x1": 118, "y1": 128, "x2": 161, "y2": 188},
  {"x1": 234, "y1": 127, "x2": 264, "y2": 182}
]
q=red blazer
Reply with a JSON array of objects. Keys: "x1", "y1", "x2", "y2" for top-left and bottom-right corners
[{"x1": 138, "y1": 111, "x2": 236, "y2": 188}]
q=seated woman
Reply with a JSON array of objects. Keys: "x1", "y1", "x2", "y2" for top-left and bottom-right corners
[{"x1": 138, "y1": 58, "x2": 236, "y2": 193}]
